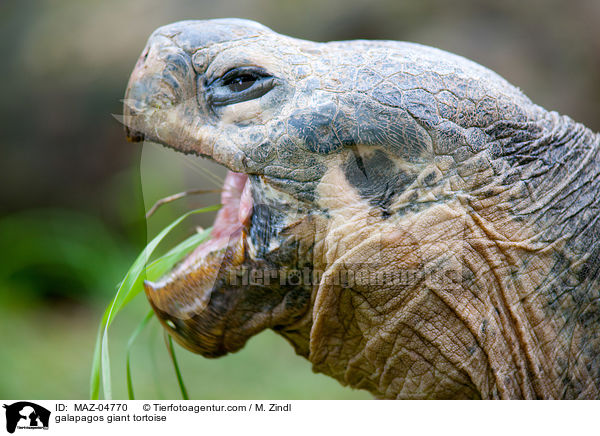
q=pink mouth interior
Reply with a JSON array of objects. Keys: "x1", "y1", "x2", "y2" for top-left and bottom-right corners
[
  {"x1": 212, "y1": 171, "x2": 253, "y2": 239},
  {"x1": 173, "y1": 171, "x2": 252, "y2": 272}
]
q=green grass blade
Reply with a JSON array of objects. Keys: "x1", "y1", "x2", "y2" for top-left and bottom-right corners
[
  {"x1": 166, "y1": 334, "x2": 189, "y2": 400},
  {"x1": 89, "y1": 326, "x2": 103, "y2": 400},
  {"x1": 126, "y1": 310, "x2": 155, "y2": 400},
  {"x1": 89, "y1": 303, "x2": 112, "y2": 399},
  {"x1": 89, "y1": 205, "x2": 219, "y2": 399},
  {"x1": 101, "y1": 330, "x2": 112, "y2": 399}
]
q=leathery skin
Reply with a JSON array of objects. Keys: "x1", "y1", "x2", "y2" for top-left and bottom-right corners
[{"x1": 124, "y1": 19, "x2": 600, "y2": 399}]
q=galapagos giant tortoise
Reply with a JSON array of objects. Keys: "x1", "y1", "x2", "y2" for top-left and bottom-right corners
[{"x1": 123, "y1": 19, "x2": 600, "y2": 399}]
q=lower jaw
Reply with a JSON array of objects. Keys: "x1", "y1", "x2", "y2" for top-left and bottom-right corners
[
  {"x1": 144, "y1": 226, "x2": 249, "y2": 356},
  {"x1": 144, "y1": 224, "x2": 312, "y2": 357}
]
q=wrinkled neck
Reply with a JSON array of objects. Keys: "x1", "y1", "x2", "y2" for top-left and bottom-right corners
[{"x1": 470, "y1": 114, "x2": 600, "y2": 397}]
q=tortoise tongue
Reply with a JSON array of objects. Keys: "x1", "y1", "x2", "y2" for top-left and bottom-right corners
[
  {"x1": 239, "y1": 178, "x2": 253, "y2": 226},
  {"x1": 144, "y1": 171, "x2": 252, "y2": 320},
  {"x1": 212, "y1": 171, "x2": 250, "y2": 239}
]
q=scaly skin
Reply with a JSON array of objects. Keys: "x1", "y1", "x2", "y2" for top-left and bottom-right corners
[{"x1": 123, "y1": 19, "x2": 600, "y2": 399}]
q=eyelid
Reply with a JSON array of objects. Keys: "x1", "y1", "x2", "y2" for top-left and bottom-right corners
[
  {"x1": 205, "y1": 66, "x2": 278, "y2": 106},
  {"x1": 208, "y1": 77, "x2": 277, "y2": 106}
]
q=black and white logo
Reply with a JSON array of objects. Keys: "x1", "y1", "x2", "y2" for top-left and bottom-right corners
[{"x1": 2, "y1": 402, "x2": 50, "y2": 433}]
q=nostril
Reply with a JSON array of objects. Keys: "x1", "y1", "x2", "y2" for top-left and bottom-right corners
[
  {"x1": 134, "y1": 47, "x2": 150, "y2": 70},
  {"x1": 140, "y1": 45, "x2": 150, "y2": 63}
]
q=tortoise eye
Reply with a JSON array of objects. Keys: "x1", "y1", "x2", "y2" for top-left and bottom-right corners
[
  {"x1": 223, "y1": 73, "x2": 258, "y2": 92},
  {"x1": 206, "y1": 67, "x2": 277, "y2": 106}
]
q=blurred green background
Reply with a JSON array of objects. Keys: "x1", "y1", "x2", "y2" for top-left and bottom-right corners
[{"x1": 1, "y1": 0, "x2": 599, "y2": 399}]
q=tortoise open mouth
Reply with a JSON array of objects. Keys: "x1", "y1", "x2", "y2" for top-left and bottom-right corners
[{"x1": 142, "y1": 170, "x2": 255, "y2": 353}]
